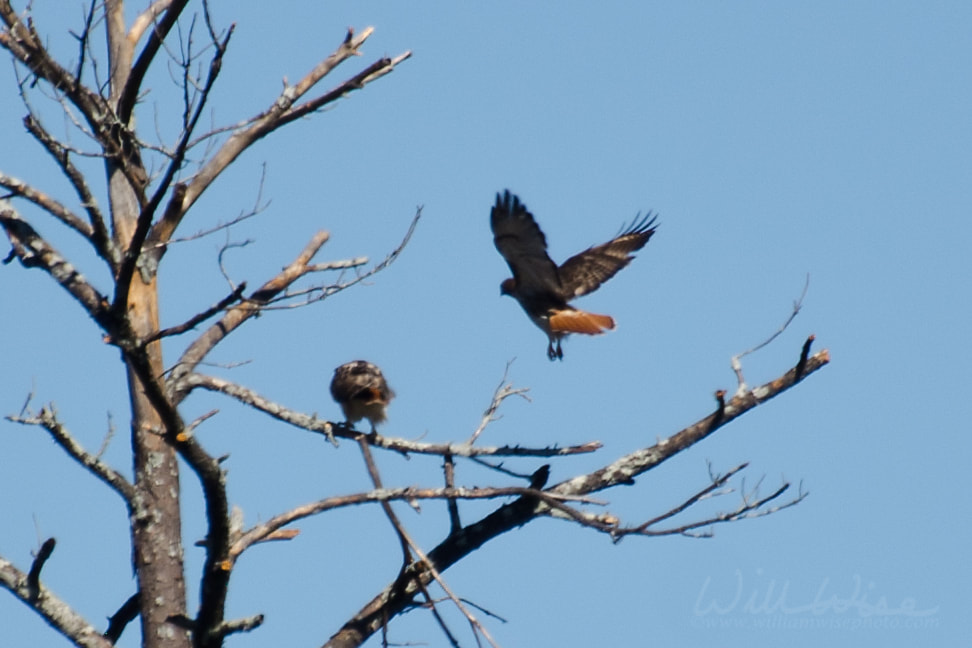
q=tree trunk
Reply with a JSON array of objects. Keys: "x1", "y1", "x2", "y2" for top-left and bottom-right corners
[{"x1": 110, "y1": 164, "x2": 190, "y2": 647}]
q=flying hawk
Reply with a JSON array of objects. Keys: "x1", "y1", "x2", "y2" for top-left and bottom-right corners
[
  {"x1": 491, "y1": 190, "x2": 658, "y2": 360},
  {"x1": 330, "y1": 361, "x2": 395, "y2": 430}
]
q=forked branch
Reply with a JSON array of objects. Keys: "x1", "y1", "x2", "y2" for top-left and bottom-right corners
[
  {"x1": 175, "y1": 27, "x2": 410, "y2": 222},
  {"x1": 0, "y1": 552, "x2": 114, "y2": 648},
  {"x1": 168, "y1": 208, "x2": 420, "y2": 398},
  {"x1": 323, "y1": 343, "x2": 829, "y2": 648},
  {"x1": 0, "y1": 204, "x2": 113, "y2": 332},
  {"x1": 5, "y1": 404, "x2": 134, "y2": 502},
  {"x1": 180, "y1": 372, "x2": 601, "y2": 459},
  {"x1": 227, "y1": 483, "x2": 589, "y2": 562},
  {"x1": 0, "y1": 172, "x2": 92, "y2": 239},
  {"x1": 21, "y1": 114, "x2": 115, "y2": 266}
]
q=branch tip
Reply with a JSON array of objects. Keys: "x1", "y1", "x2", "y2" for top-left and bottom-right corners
[
  {"x1": 795, "y1": 334, "x2": 816, "y2": 378},
  {"x1": 27, "y1": 537, "x2": 56, "y2": 595}
]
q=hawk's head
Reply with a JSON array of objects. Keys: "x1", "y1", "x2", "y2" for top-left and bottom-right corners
[{"x1": 500, "y1": 277, "x2": 516, "y2": 297}]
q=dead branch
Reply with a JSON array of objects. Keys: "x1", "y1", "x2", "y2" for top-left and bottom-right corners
[
  {"x1": 0, "y1": 204, "x2": 114, "y2": 332},
  {"x1": 323, "y1": 345, "x2": 829, "y2": 648},
  {"x1": 0, "y1": 552, "x2": 114, "y2": 648},
  {"x1": 627, "y1": 462, "x2": 751, "y2": 533},
  {"x1": 231, "y1": 257, "x2": 369, "y2": 310},
  {"x1": 146, "y1": 162, "x2": 270, "y2": 250},
  {"x1": 468, "y1": 360, "x2": 531, "y2": 444},
  {"x1": 175, "y1": 27, "x2": 410, "y2": 224},
  {"x1": 103, "y1": 591, "x2": 140, "y2": 644},
  {"x1": 118, "y1": 0, "x2": 190, "y2": 122},
  {"x1": 95, "y1": 411, "x2": 117, "y2": 460},
  {"x1": 130, "y1": 22, "x2": 234, "y2": 283},
  {"x1": 546, "y1": 462, "x2": 808, "y2": 541},
  {"x1": 6, "y1": 404, "x2": 134, "y2": 502},
  {"x1": 227, "y1": 207, "x2": 420, "y2": 312},
  {"x1": 70, "y1": 0, "x2": 98, "y2": 84},
  {"x1": 21, "y1": 114, "x2": 116, "y2": 266},
  {"x1": 357, "y1": 437, "x2": 412, "y2": 565},
  {"x1": 0, "y1": 171, "x2": 92, "y2": 237},
  {"x1": 26, "y1": 538, "x2": 56, "y2": 599},
  {"x1": 551, "y1": 347, "x2": 828, "y2": 498},
  {"x1": 356, "y1": 440, "x2": 482, "y2": 648},
  {"x1": 169, "y1": 209, "x2": 420, "y2": 398},
  {"x1": 144, "y1": 281, "x2": 247, "y2": 343},
  {"x1": 0, "y1": 3, "x2": 108, "y2": 128},
  {"x1": 102, "y1": 339, "x2": 232, "y2": 648},
  {"x1": 443, "y1": 454, "x2": 461, "y2": 535},
  {"x1": 180, "y1": 372, "x2": 602, "y2": 459},
  {"x1": 181, "y1": 408, "x2": 219, "y2": 442},
  {"x1": 154, "y1": 208, "x2": 262, "y2": 248},
  {"x1": 732, "y1": 274, "x2": 809, "y2": 394},
  {"x1": 228, "y1": 484, "x2": 586, "y2": 561},
  {"x1": 629, "y1": 479, "x2": 807, "y2": 538},
  {"x1": 129, "y1": 1, "x2": 175, "y2": 48},
  {"x1": 272, "y1": 49, "x2": 413, "y2": 130},
  {"x1": 795, "y1": 334, "x2": 815, "y2": 379},
  {"x1": 1, "y1": 3, "x2": 147, "y2": 190},
  {"x1": 166, "y1": 230, "x2": 331, "y2": 394},
  {"x1": 212, "y1": 614, "x2": 265, "y2": 640}
]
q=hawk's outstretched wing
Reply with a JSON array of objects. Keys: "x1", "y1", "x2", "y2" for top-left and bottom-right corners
[
  {"x1": 490, "y1": 190, "x2": 562, "y2": 297},
  {"x1": 557, "y1": 212, "x2": 658, "y2": 299}
]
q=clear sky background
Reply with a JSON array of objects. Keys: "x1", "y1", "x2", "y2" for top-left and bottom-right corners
[{"x1": 1, "y1": 2, "x2": 969, "y2": 647}]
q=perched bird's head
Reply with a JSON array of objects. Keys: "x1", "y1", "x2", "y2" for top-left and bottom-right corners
[{"x1": 499, "y1": 277, "x2": 516, "y2": 297}]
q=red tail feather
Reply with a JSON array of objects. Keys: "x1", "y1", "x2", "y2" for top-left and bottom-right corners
[{"x1": 549, "y1": 309, "x2": 616, "y2": 335}]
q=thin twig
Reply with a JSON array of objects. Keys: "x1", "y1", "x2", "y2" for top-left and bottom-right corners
[
  {"x1": 70, "y1": 0, "x2": 98, "y2": 83},
  {"x1": 144, "y1": 282, "x2": 247, "y2": 343},
  {"x1": 253, "y1": 207, "x2": 423, "y2": 311},
  {"x1": 731, "y1": 274, "x2": 810, "y2": 394},
  {"x1": 94, "y1": 411, "x2": 116, "y2": 460},
  {"x1": 357, "y1": 436, "x2": 412, "y2": 566},
  {"x1": 353, "y1": 442, "x2": 502, "y2": 648},
  {"x1": 468, "y1": 360, "x2": 530, "y2": 445}
]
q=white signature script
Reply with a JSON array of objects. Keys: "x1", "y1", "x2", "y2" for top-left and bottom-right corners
[{"x1": 694, "y1": 570, "x2": 938, "y2": 617}]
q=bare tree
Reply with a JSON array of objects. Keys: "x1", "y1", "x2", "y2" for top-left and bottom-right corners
[{"x1": 0, "y1": 4, "x2": 829, "y2": 648}]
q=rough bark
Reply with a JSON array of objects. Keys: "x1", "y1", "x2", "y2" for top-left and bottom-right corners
[{"x1": 126, "y1": 278, "x2": 191, "y2": 648}]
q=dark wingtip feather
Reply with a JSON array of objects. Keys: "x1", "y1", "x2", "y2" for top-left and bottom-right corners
[
  {"x1": 616, "y1": 210, "x2": 660, "y2": 239},
  {"x1": 495, "y1": 189, "x2": 526, "y2": 217}
]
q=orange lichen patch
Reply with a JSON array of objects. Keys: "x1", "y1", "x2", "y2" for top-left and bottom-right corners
[{"x1": 549, "y1": 309, "x2": 616, "y2": 335}]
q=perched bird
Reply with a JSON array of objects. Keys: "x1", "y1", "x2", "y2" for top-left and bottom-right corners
[
  {"x1": 491, "y1": 190, "x2": 658, "y2": 360},
  {"x1": 330, "y1": 361, "x2": 395, "y2": 431}
]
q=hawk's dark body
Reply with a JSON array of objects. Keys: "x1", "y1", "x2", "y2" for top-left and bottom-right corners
[{"x1": 490, "y1": 190, "x2": 658, "y2": 360}]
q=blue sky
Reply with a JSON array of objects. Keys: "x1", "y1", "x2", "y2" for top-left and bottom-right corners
[{"x1": 1, "y1": 2, "x2": 969, "y2": 646}]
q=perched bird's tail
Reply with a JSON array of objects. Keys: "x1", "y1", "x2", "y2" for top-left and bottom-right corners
[{"x1": 549, "y1": 309, "x2": 616, "y2": 335}]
